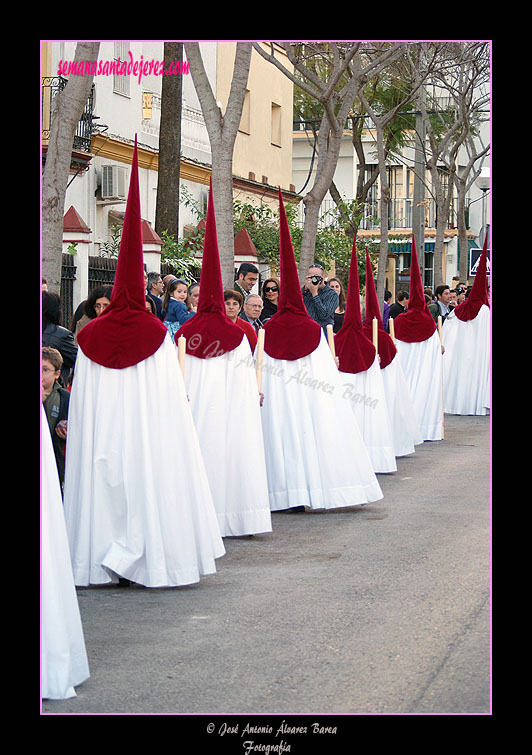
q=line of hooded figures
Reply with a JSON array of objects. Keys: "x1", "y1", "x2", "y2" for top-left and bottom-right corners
[{"x1": 42, "y1": 145, "x2": 490, "y2": 702}]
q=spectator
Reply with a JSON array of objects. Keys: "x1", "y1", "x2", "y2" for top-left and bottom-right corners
[
  {"x1": 261, "y1": 277, "x2": 280, "y2": 321},
  {"x1": 242, "y1": 293, "x2": 265, "y2": 333},
  {"x1": 163, "y1": 274, "x2": 178, "y2": 290},
  {"x1": 428, "y1": 284, "x2": 452, "y2": 324},
  {"x1": 301, "y1": 264, "x2": 338, "y2": 334},
  {"x1": 455, "y1": 285, "x2": 467, "y2": 304},
  {"x1": 234, "y1": 262, "x2": 259, "y2": 304},
  {"x1": 383, "y1": 289, "x2": 392, "y2": 331},
  {"x1": 328, "y1": 277, "x2": 346, "y2": 333},
  {"x1": 187, "y1": 282, "x2": 200, "y2": 312},
  {"x1": 224, "y1": 288, "x2": 257, "y2": 351},
  {"x1": 448, "y1": 289, "x2": 459, "y2": 309},
  {"x1": 147, "y1": 272, "x2": 165, "y2": 320},
  {"x1": 42, "y1": 346, "x2": 70, "y2": 488},
  {"x1": 162, "y1": 278, "x2": 195, "y2": 338},
  {"x1": 387, "y1": 290, "x2": 409, "y2": 328},
  {"x1": 73, "y1": 285, "x2": 113, "y2": 343},
  {"x1": 42, "y1": 291, "x2": 77, "y2": 386}
]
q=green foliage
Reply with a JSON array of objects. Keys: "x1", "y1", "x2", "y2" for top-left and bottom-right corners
[
  {"x1": 159, "y1": 228, "x2": 202, "y2": 284},
  {"x1": 159, "y1": 183, "x2": 384, "y2": 289},
  {"x1": 312, "y1": 199, "x2": 379, "y2": 288},
  {"x1": 233, "y1": 199, "x2": 302, "y2": 270},
  {"x1": 99, "y1": 223, "x2": 122, "y2": 258}
]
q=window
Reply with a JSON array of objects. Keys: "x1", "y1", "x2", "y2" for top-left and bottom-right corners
[
  {"x1": 114, "y1": 42, "x2": 130, "y2": 97},
  {"x1": 271, "y1": 102, "x2": 281, "y2": 147}
]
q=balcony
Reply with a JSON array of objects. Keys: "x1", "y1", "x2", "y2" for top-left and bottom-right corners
[
  {"x1": 42, "y1": 76, "x2": 95, "y2": 168},
  {"x1": 298, "y1": 196, "x2": 455, "y2": 233}
]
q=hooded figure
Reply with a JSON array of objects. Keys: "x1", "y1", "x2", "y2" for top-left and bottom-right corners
[
  {"x1": 258, "y1": 189, "x2": 382, "y2": 511},
  {"x1": 41, "y1": 404, "x2": 89, "y2": 700},
  {"x1": 442, "y1": 236, "x2": 490, "y2": 415},
  {"x1": 334, "y1": 240, "x2": 396, "y2": 473},
  {"x1": 392, "y1": 237, "x2": 443, "y2": 441},
  {"x1": 176, "y1": 183, "x2": 272, "y2": 538},
  {"x1": 63, "y1": 138, "x2": 225, "y2": 588},
  {"x1": 362, "y1": 248, "x2": 422, "y2": 457}
]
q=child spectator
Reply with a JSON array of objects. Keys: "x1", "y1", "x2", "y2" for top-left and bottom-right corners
[
  {"x1": 161, "y1": 278, "x2": 196, "y2": 338},
  {"x1": 42, "y1": 347, "x2": 70, "y2": 489}
]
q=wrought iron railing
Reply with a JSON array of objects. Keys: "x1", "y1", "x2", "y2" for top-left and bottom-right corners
[{"x1": 42, "y1": 76, "x2": 95, "y2": 152}]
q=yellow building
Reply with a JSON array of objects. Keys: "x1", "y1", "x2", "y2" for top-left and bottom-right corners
[{"x1": 216, "y1": 42, "x2": 295, "y2": 206}]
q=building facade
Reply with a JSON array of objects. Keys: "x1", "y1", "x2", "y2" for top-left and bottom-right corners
[
  {"x1": 292, "y1": 107, "x2": 490, "y2": 295},
  {"x1": 41, "y1": 40, "x2": 295, "y2": 309}
]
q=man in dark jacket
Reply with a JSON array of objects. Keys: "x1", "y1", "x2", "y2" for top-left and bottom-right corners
[
  {"x1": 387, "y1": 290, "x2": 410, "y2": 331},
  {"x1": 302, "y1": 264, "x2": 338, "y2": 334}
]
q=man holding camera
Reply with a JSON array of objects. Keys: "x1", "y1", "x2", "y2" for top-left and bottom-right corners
[{"x1": 302, "y1": 264, "x2": 339, "y2": 334}]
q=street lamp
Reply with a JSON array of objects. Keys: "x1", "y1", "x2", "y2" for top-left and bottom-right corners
[{"x1": 475, "y1": 166, "x2": 490, "y2": 247}]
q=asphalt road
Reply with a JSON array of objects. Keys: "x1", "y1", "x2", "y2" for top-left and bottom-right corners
[{"x1": 42, "y1": 413, "x2": 491, "y2": 723}]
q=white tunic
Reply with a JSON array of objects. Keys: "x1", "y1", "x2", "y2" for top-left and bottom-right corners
[
  {"x1": 259, "y1": 334, "x2": 383, "y2": 511},
  {"x1": 41, "y1": 406, "x2": 90, "y2": 699},
  {"x1": 63, "y1": 335, "x2": 225, "y2": 588},
  {"x1": 442, "y1": 305, "x2": 490, "y2": 415},
  {"x1": 379, "y1": 355, "x2": 423, "y2": 457},
  {"x1": 338, "y1": 355, "x2": 397, "y2": 473},
  {"x1": 183, "y1": 338, "x2": 272, "y2": 537},
  {"x1": 395, "y1": 330, "x2": 443, "y2": 441}
]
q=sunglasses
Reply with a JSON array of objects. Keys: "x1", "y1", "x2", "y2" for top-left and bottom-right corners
[{"x1": 264, "y1": 286, "x2": 279, "y2": 293}]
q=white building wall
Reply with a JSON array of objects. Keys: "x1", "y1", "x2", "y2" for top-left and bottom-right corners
[{"x1": 48, "y1": 41, "x2": 217, "y2": 265}]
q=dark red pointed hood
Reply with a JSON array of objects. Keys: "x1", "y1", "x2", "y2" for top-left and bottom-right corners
[
  {"x1": 362, "y1": 247, "x2": 397, "y2": 369},
  {"x1": 454, "y1": 235, "x2": 490, "y2": 321},
  {"x1": 392, "y1": 236, "x2": 437, "y2": 343},
  {"x1": 177, "y1": 180, "x2": 244, "y2": 358},
  {"x1": 262, "y1": 188, "x2": 321, "y2": 361},
  {"x1": 77, "y1": 137, "x2": 167, "y2": 368},
  {"x1": 334, "y1": 238, "x2": 376, "y2": 374}
]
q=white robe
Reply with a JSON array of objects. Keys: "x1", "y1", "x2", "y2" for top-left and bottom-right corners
[
  {"x1": 379, "y1": 354, "x2": 423, "y2": 457},
  {"x1": 395, "y1": 330, "x2": 443, "y2": 441},
  {"x1": 63, "y1": 335, "x2": 225, "y2": 588},
  {"x1": 338, "y1": 355, "x2": 397, "y2": 473},
  {"x1": 442, "y1": 305, "x2": 490, "y2": 415},
  {"x1": 260, "y1": 333, "x2": 383, "y2": 511},
  {"x1": 41, "y1": 406, "x2": 90, "y2": 700},
  {"x1": 183, "y1": 338, "x2": 272, "y2": 537}
]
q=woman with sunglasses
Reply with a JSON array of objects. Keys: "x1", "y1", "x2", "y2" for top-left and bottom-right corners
[
  {"x1": 261, "y1": 277, "x2": 280, "y2": 321},
  {"x1": 328, "y1": 277, "x2": 346, "y2": 333}
]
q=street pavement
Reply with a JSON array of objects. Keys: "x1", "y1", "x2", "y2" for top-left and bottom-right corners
[{"x1": 42, "y1": 413, "x2": 491, "y2": 723}]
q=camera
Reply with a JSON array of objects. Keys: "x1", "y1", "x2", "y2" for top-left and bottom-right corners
[{"x1": 310, "y1": 274, "x2": 323, "y2": 286}]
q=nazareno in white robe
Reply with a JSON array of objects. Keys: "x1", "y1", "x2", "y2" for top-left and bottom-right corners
[
  {"x1": 338, "y1": 354, "x2": 397, "y2": 473},
  {"x1": 41, "y1": 406, "x2": 90, "y2": 700},
  {"x1": 395, "y1": 329, "x2": 443, "y2": 441},
  {"x1": 63, "y1": 334, "x2": 225, "y2": 588},
  {"x1": 259, "y1": 332, "x2": 383, "y2": 511},
  {"x1": 379, "y1": 352, "x2": 423, "y2": 457},
  {"x1": 442, "y1": 304, "x2": 490, "y2": 415},
  {"x1": 182, "y1": 336, "x2": 272, "y2": 537}
]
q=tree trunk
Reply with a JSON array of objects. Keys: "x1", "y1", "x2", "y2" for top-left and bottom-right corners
[
  {"x1": 155, "y1": 42, "x2": 183, "y2": 239},
  {"x1": 184, "y1": 42, "x2": 252, "y2": 289},
  {"x1": 429, "y1": 164, "x2": 454, "y2": 286},
  {"x1": 298, "y1": 84, "x2": 359, "y2": 281},
  {"x1": 42, "y1": 42, "x2": 100, "y2": 293},
  {"x1": 375, "y1": 123, "x2": 390, "y2": 317},
  {"x1": 455, "y1": 175, "x2": 470, "y2": 283}
]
